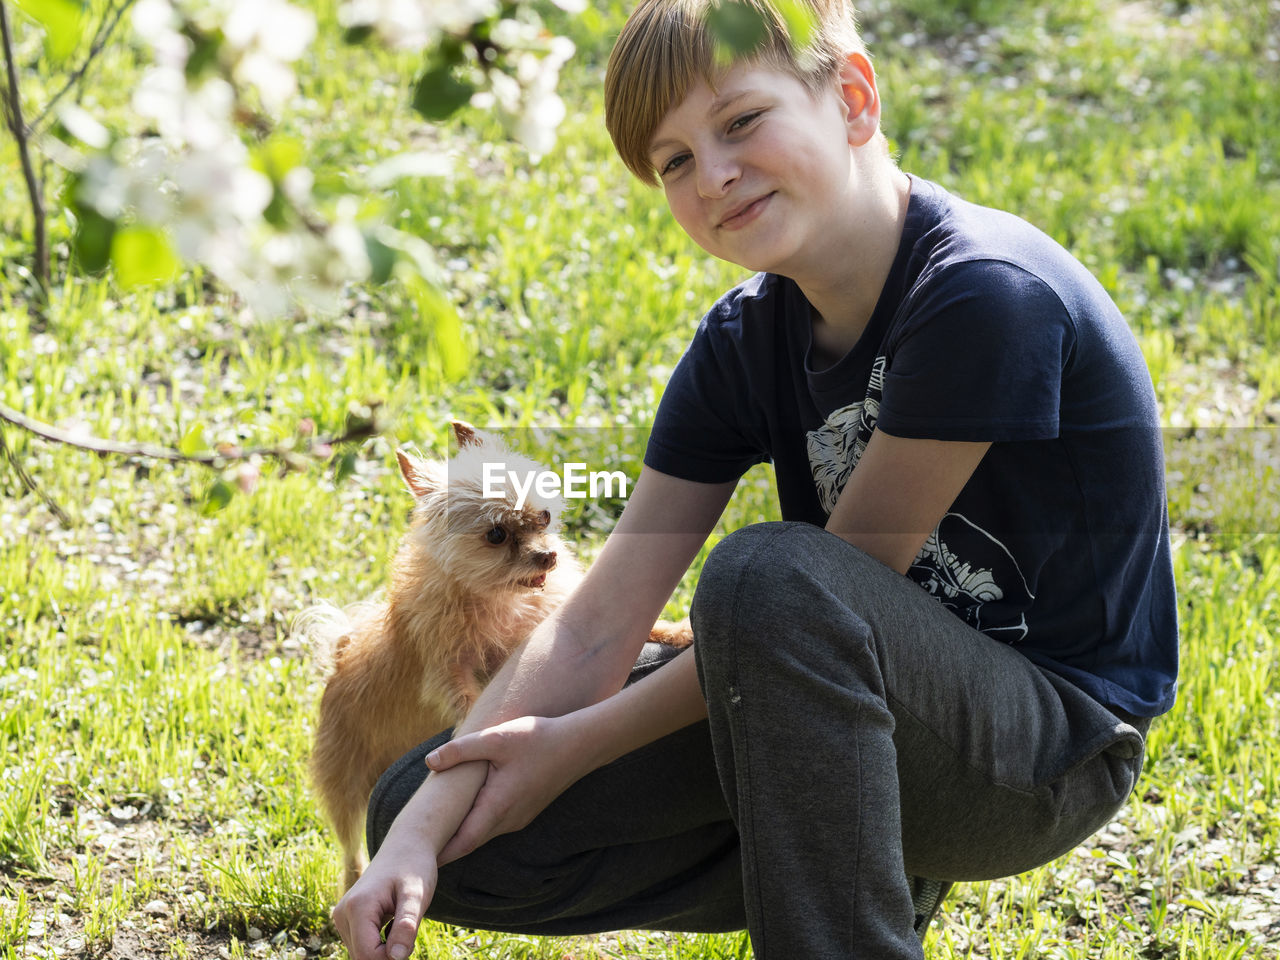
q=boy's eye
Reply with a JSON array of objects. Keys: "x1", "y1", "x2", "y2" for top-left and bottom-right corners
[
  {"x1": 660, "y1": 153, "x2": 690, "y2": 176},
  {"x1": 728, "y1": 111, "x2": 763, "y2": 133}
]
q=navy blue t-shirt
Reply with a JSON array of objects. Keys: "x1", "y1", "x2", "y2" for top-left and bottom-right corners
[{"x1": 646, "y1": 176, "x2": 1178, "y2": 718}]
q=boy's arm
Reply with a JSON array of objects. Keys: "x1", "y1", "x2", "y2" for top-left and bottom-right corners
[
  {"x1": 427, "y1": 644, "x2": 707, "y2": 863},
  {"x1": 824, "y1": 428, "x2": 991, "y2": 574},
  {"x1": 332, "y1": 467, "x2": 736, "y2": 960}
]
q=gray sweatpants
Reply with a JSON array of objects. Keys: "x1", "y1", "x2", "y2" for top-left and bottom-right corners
[{"x1": 367, "y1": 522, "x2": 1149, "y2": 958}]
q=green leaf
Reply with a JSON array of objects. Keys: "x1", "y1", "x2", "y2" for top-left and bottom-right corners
[
  {"x1": 252, "y1": 137, "x2": 304, "y2": 182},
  {"x1": 13, "y1": 0, "x2": 84, "y2": 62},
  {"x1": 183, "y1": 28, "x2": 221, "y2": 82},
  {"x1": 201, "y1": 479, "x2": 235, "y2": 516},
  {"x1": 262, "y1": 188, "x2": 290, "y2": 229},
  {"x1": 364, "y1": 232, "x2": 397, "y2": 286},
  {"x1": 409, "y1": 276, "x2": 468, "y2": 382},
  {"x1": 333, "y1": 451, "x2": 359, "y2": 486},
  {"x1": 412, "y1": 64, "x2": 475, "y2": 122},
  {"x1": 705, "y1": 1, "x2": 769, "y2": 63},
  {"x1": 70, "y1": 203, "x2": 115, "y2": 274},
  {"x1": 110, "y1": 226, "x2": 180, "y2": 288},
  {"x1": 773, "y1": 0, "x2": 816, "y2": 49},
  {"x1": 179, "y1": 423, "x2": 207, "y2": 457}
]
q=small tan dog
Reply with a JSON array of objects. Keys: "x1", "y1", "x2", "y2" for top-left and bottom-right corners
[{"x1": 303, "y1": 421, "x2": 691, "y2": 889}]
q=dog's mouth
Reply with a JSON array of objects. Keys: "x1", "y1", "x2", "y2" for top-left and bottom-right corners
[{"x1": 519, "y1": 573, "x2": 548, "y2": 589}]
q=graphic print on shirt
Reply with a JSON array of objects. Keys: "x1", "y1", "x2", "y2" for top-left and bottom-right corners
[
  {"x1": 805, "y1": 356, "x2": 1032, "y2": 642},
  {"x1": 910, "y1": 513, "x2": 1033, "y2": 642},
  {"x1": 806, "y1": 358, "x2": 883, "y2": 514}
]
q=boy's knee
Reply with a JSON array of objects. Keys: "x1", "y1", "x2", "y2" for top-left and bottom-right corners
[
  {"x1": 694, "y1": 523, "x2": 795, "y2": 628},
  {"x1": 693, "y1": 519, "x2": 856, "y2": 609},
  {"x1": 691, "y1": 521, "x2": 848, "y2": 655},
  {"x1": 691, "y1": 522, "x2": 896, "y2": 696}
]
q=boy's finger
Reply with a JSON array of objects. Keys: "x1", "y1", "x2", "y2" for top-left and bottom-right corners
[
  {"x1": 424, "y1": 737, "x2": 463, "y2": 770},
  {"x1": 346, "y1": 908, "x2": 390, "y2": 960},
  {"x1": 382, "y1": 886, "x2": 426, "y2": 960},
  {"x1": 426, "y1": 731, "x2": 497, "y2": 770},
  {"x1": 332, "y1": 891, "x2": 388, "y2": 960}
]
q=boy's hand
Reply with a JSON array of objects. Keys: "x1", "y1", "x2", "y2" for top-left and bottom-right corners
[
  {"x1": 426, "y1": 714, "x2": 593, "y2": 864},
  {"x1": 331, "y1": 841, "x2": 437, "y2": 960}
]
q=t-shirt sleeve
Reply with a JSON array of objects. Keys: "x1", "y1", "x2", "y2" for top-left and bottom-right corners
[
  {"x1": 875, "y1": 259, "x2": 1077, "y2": 442},
  {"x1": 645, "y1": 317, "x2": 769, "y2": 483}
]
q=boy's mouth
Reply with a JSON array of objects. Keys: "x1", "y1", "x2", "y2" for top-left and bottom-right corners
[{"x1": 718, "y1": 192, "x2": 774, "y2": 230}]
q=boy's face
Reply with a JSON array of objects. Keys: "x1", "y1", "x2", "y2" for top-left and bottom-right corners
[{"x1": 647, "y1": 62, "x2": 858, "y2": 277}]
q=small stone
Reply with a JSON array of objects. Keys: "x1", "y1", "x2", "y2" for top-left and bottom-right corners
[
  {"x1": 142, "y1": 899, "x2": 171, "y2": 917},
  {"x1": 247, "y1": 926, "x2": 264, "y2": 941}
]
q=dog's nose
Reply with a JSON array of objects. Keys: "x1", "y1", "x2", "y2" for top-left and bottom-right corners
[{"x1": 534, "y1": 550, "x2": 558, "y2": 571}]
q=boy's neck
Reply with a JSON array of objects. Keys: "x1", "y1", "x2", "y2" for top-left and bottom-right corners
[{"x1": 802, "y1": 166, "x2": 911, "y2": 367}]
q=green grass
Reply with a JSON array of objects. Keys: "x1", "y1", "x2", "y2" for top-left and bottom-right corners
[{"x1": 2, "y1": 0, "x2": 1279, "y2": 956}]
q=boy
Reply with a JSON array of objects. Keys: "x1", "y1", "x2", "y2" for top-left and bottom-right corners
[{"x1": 331, "y1": 1, "x2": 1178, "y2": 957}]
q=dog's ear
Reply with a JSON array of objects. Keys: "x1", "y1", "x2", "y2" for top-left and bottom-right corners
[
  {"x1": 451, "y1": 420, "x2": 480, "y2": 448},
  {"x1": 397, "y1": 449, "x2": 439, "y2": 498}
]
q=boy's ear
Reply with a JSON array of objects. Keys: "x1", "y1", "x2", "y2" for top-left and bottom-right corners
[{"x1": 837, "y1": 52, "x2": 882, "y2": 148}]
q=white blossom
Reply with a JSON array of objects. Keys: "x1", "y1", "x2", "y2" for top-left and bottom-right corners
[
  {"x1": 220, "y1": 0, "x2": 316, "y2": 111},
  {"x1": 496, "y1": 36, "x2": 575, "y2": 157},
  {"x1": 74, "y1": 0, "x2": 575, "y2": 316},
  {"x1": 339, "y1": 0, "x2": 499, "y2": 50}
]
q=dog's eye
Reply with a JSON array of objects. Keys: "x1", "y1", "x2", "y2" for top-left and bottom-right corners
[
  {"x1": 537, "y1": 510, "x2": 551, "y2": 528},
  {"x1": 485, "y1": 526, "x2": 508, "y2": 545}
]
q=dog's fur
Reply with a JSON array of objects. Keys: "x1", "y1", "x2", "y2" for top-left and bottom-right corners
[{"x1": 302, "y1": 421, "x2": 691, "y2": 889}]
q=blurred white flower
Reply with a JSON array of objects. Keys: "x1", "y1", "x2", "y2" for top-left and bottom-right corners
[
  {"x1": 495, "y1": 37, "x2": 574, "y2": 157},
  {"x1": 132, "y1": 0, "x2": 188, "y2": 65},
  {"x1": 59, "y1": 105, "x2": 110, "y2": 149},
  {"x1": 233, "y1": 51, "x2": 300, "y2": 112},
  {"x1": 367, "y1": 151, "x2": 454, "y2": 186},
  {"x1": 78, "y1": 0, "x2": 577, "y2": 316},
  {"x1": 341, "y1": 0, "x2": 431, "y2": 49},
  {"x1": 223, "y1": 0, "x2": 314, "y2": 62},
  {"x1": 281, "y1": 166, "x2": 315, "y2": 205},
  {"x1": 133, "y1": 68, "x2": 237, "y2": 151},
  {"x1": 340, "y1": 0, "x2": 498, "y2": 50},
  {"x1": 490, "y1": 16, "x2": 538, "y2": 49},
  {"x1": 515, "y1": 87, "x2": 566, "y2": 157},
  {"x1": 221, "y1": 0, "x2": 316, "y2": 111},
  {"x1": 432, "y1": 0, "x2": 499, "y2": 33}
]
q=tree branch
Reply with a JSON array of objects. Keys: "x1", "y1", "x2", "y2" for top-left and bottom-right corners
[
  {"x1": 0, "y1": 1, "x2": 50, "y2": 293},
  {"x1": 0, "y1": 399, "x2": 383, "y2": 470},
  {"x1": 0, "y1": 425, "x2": 72, "y2": 526},
  {"x1": 29, "y1": 0, "x2": 136, "y2": 135}
]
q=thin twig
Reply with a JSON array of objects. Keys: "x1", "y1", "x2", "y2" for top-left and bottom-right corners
[
  {"x1": 29, "y1": 0, "x2": 136, "y2": 135},
  {"x1": 0, "y1": 1, "x2": 49, "y2": 293},
  {"x1": 0, "y1": 399, "x2": 383, "y2": 470},
  {"x1": 0, "y1": 425, "x2": 73, "y2": 526}
]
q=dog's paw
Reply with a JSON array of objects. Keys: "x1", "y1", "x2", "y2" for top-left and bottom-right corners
[{"x1": 649, "y1": 619, "x2": 693, "y2": 648}]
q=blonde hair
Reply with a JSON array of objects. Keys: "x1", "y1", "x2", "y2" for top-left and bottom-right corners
[{"x1": 605, "y1": 0, "x2": 870, "y2": 186}]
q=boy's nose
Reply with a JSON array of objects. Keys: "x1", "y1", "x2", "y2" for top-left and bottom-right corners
[{"x1": 697, "y1": 153, "x2": 740, "y2": 199}]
